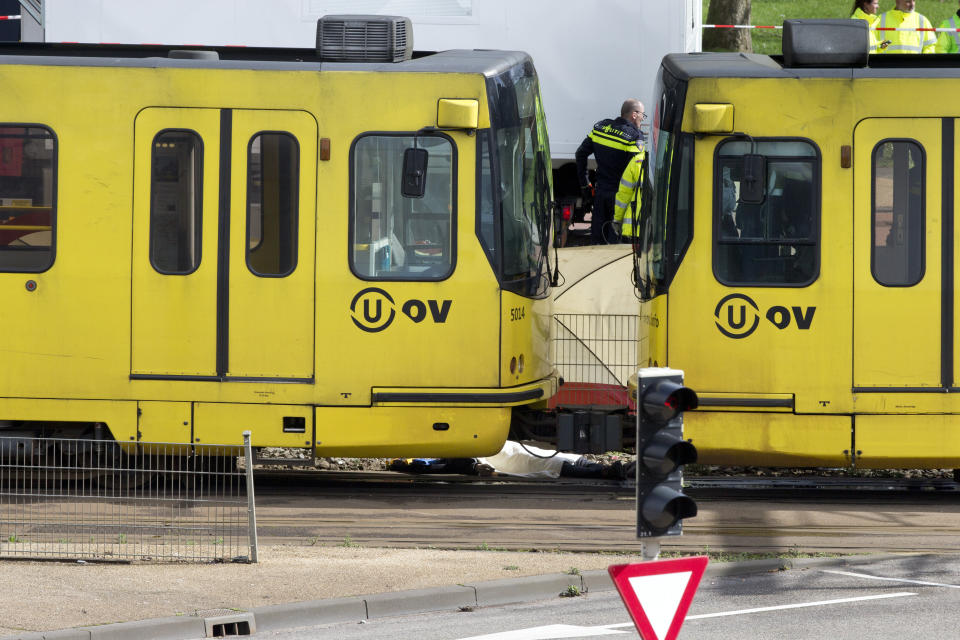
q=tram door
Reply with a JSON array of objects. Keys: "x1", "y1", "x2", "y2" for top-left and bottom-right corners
[
  {"x1": 853, "y1": 118, "x2": 942, "y2": 389},
  {"x1": 131, "y1": 108, "x2": 221, "y2": 378},
  {"x1": 226, "y1": 110, "x2": 317, "y2": 380},
  {"x1": 131, "y1": 108, "x2": 317, "y2": 381}
]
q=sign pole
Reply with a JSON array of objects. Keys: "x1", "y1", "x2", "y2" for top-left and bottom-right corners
[
  {"x1": 641, "y1": 540, "x2": 661, "y2": 562},
  {"x1": 611, "y1": 368, "x2": 704, "y2": 639}
]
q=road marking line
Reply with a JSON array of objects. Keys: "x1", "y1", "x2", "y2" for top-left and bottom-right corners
[
  {"x1": 600, "y1": 591, "x2": 916, "y2": 628},
  {"x1": 685, "y1": 592, "x2": 917, "y2": 619},
  {"x1": 461, "y1": 592, "x2": 918, "y2": 638},
  {"x1": 823, "y1": 569, "x2": 960, "y2": 589}
]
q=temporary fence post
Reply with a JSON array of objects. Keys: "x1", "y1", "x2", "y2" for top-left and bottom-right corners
[{"x1": 243, "y1": 431, "x2": 259, "y2": 563}]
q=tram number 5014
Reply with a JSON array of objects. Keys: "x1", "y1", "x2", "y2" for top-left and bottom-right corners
[{"x1": 510, "y1": 306, "x2": 526, "y2": 321}]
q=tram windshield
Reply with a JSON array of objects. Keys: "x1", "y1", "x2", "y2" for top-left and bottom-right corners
[
  {"x1": 639, "y1": 67, "x2": 692, "y2": 300},
  {"x1": 483, "y1": 60, "x2": 553, "y2": 298}
]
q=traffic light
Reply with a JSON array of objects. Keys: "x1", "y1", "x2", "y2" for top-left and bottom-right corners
[{"x1": 636, "y1": 368, "x2": 698, "y2": 538}]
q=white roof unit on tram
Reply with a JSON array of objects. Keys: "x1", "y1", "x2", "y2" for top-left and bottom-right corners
[{"x1": 26, "y1": 0, "x2": 701, "y2": 163}]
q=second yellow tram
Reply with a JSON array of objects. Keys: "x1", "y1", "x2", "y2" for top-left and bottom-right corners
[{"x1": 637, "y1": 19, "x2": 960, "y2": 469}]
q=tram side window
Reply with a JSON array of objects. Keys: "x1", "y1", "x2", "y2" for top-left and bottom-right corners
[
  {"x1": 351, "y1": 134, "x2": 455, "y2": 280},
  {"x1": 477, "y1": 130, "x2": 497, "y2": 267},
  {"x1": 872, "y1": 140, "x2": 924, "y2": 286},
  {"x1": 671, "y1": 134, "x2": 695, "y2": 267},
  {"x1": 0, "y1": 126, "x2": 56, "y2": 272},
  {"x1": 714, "y1": 139, "x2": 819, "y2": 286},
  {"x1": 248, "y1": 132, "x2": 299, "y2": 277},
  {"x1": 150, "y1": 130, "x2": 202, "y2": 274}
]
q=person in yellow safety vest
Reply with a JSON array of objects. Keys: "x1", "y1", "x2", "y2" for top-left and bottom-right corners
[
  {"x1": 612, "y1": 150, "x2": 645, "y2": 240},
  {"x1": 575, "y1": 100, "x2": 644, "y2": 244},
  {"x1": 877, "y1": 0, "x2": 936, "y2": 54},
  {"x1": 936, "y1": 0, "x2": 960, "y2": 53},
  {"x1": 851, "y1": 0, "x2": 883, "y2": 53}
]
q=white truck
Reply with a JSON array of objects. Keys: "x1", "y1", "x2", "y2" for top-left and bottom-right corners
[{"x1": 6, "y1": 0, "x2": 701, "y2": 196}]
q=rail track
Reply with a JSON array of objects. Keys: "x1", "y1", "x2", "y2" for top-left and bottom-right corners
[
  {"x1": 248, "y1": 470, "x2": 960, "y2": 555},
  {"x1": 253, "y1": 468, "x2": 960, "y2": 495},
  {"x1": 5, "y1": 464, "x2": 957, "y2": 556}
]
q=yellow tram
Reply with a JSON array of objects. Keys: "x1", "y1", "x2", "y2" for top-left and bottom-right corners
[
  {"x1": 0, "y1": 16, "x2": 557, "y2": 458},
  {"x1": 637, "y1": 19, "x2": 960, "y2": 469}
]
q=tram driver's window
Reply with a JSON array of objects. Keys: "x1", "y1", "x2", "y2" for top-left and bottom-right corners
[
  {"x1": 872, "y1": 140, "x2": 924, "y2": 287},
  {"x1": 713, "y1": 139, "x2": 819, "y2": 286},
  {"x1": 351, "y1": 134, "x2": 455, "y2": 280},
  {"x1": 0, "y1": 126, "x2": 56, "y2": 272}
]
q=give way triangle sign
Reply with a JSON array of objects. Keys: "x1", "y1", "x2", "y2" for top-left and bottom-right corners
[{"x1": 608, "y1": 556, "x2": 709, "y2": 640}]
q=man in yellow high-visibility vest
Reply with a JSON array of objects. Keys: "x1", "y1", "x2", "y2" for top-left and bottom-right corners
[
  {"x1": 936, "y1": 0, "x2": 960, "y2": 53},
  {"x1": 877, "y1": 0, "x2": 936, "y2": 53},
  {"x1": 612, "y1": 151, "x2": 645, "y2": 240}
]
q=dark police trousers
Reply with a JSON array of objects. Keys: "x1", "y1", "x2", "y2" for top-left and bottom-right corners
[{"x1": 591, "y1": 190, "x2": 618, "y2": 245}]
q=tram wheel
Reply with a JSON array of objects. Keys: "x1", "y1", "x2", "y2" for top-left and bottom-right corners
[{"x1": 954, "y1": 469, "x2": 960, "y2": 484}]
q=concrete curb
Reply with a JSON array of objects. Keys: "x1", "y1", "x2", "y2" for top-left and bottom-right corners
[
  {"x1": 252, "y1": 597, "x2": 367, "y2": 633},
  {"x1": 365, "y1": 585, "x2": 477, "y2": 618},
  {"x1": 83, "y1": 616, "x2": 207, "y2": 640},
  {"x1": 2, "y1": 616, "x2": 208, "y2": 640},
  {"x1": 468, "y1": 573, "x2": 582, "y2": 606},
  {"x1": 0, "y1": 553, "x2": 930, "y2": 640}
]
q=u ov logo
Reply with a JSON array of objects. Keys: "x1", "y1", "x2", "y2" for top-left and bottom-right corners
[
  {"x1": 350, "y1": 287, "x2": 452, "y2": 333},
  {"x1": 351, "y1": 288, "x2": 397, "y2": 333},
  {"x1": 714, "y1": 293, "x2": 815, "y2": 339},
  {"x1": 715, "y1": 293, "x2": 761, "y2": 339}
]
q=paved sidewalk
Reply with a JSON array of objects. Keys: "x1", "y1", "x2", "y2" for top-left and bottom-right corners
[
  {"x1": 0, "y1": 546, "x2": 910, "y2": 640},
  {"x1": 0, "y1": 545, "x2": 641, "y2": 637}
]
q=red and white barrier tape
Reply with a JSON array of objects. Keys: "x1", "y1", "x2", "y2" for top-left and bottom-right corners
[
  {"x1": 875, "y1": 27, "x2": 960, "y2": 32},
  {"x1": 704, "y1": 23, "x2": 960, "y2": 32},
  {"x1": 703, "y1": 24, "x2": 781, "y2": 29},
  {"x1": 0, "y1": 15, "x2": 22, "y2": 21}
]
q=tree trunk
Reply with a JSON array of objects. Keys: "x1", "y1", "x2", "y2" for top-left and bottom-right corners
[{"x1": 703, "y1": 0, "x2": 752, "y2": 53}]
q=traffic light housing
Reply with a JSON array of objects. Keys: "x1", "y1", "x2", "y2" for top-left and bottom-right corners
[{"x1": 636, "y1": 368, "x2": 698, "y2": 538}]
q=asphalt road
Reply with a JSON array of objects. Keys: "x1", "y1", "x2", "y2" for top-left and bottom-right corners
[{"x1": 256, "y1": 554, "x2": 960, "y2": 640}]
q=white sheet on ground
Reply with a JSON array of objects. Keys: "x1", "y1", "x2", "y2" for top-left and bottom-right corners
[{"x1": 477, "y1": 441, "x2": 582, "y2": 478}]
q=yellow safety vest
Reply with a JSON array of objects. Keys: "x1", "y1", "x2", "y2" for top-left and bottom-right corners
[
  {"x1": 936, "y1": 15, "x2": 960, "y2": 53},
  {"x1": 851, "y1": 8, "x2": 879, "y2": 53},
  {"x1": 613, "y1": 151, "x2": 645, "y2": 238},
  {"x1": 877, "y1": 10, "x2": 936, "y2": 54}
]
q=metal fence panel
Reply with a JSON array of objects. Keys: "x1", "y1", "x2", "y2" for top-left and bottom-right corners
[
  {"x1": 0, "y1": 435, "x2": 255, "y2": 563},
  {"x1": 552, "y1": 313, "x2": 638, "y2": 408}
]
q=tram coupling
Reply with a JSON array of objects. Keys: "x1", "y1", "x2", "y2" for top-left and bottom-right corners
[{"x1": 509, "y1": 405, "x2": 630, "y2": 454}]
